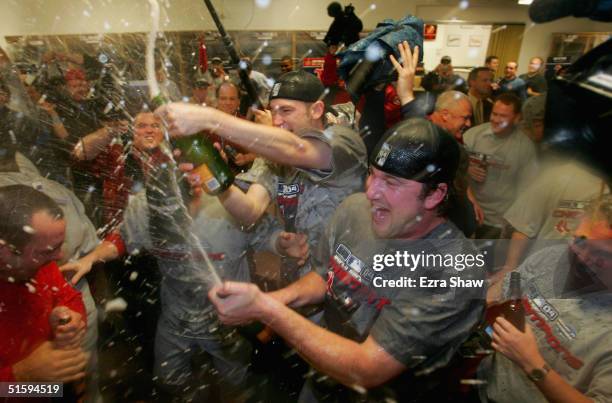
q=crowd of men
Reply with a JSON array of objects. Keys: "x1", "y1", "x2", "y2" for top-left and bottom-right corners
[{"x1": 0, "y1": 11, "x2": 610, "y2": 403}]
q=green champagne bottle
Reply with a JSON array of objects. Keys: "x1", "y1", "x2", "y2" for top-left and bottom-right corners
[
  {"x1": 150, "y1": 94, "x2": 234, "y2": 195},
  {"x1": 174, "y1": 134, "x2": 235, "y2": 195}
]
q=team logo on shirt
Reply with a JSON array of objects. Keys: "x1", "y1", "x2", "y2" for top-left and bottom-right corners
[
  {"x1": 553, "y1": 199, "x2": 590, "y2": 235},
  {"x1": 334, "y1": 244, "x2": 373, "y2": 282},
  {"x1": 328, "y1": 244, "x2": 391, "y2": 312},
  {"x1": 277, "y1": 182, "x2": 302, "y2": 226},
  {"x1": 524, "y1": 299, "x2": 583, "y2": 369},
  {"x1": 278, "y1": 183, "x2": 301, "y2": 196}
]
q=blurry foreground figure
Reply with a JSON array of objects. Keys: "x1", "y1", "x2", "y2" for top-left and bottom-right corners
[{"x1": 481, "y1": 195, "x2": 612, "y2": 403}]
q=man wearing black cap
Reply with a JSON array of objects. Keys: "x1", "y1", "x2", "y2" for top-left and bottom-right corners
[
  {"x1": 159, "y1": 70, "x2": 367, "y2": 282},
  {"x1": 206, "y1": 119, "x2": 486, "y2": 401}
]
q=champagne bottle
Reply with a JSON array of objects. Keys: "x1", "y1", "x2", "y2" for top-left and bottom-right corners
[
  {"x1": 504, "y1": 272, "x2": 525, "y2": 331},
  {"x1": 150, "y1": 94, "x2": 234, "y2": 195},
  {"x1": 174, "y1": 134, "x2": 234, "y2": 195}
]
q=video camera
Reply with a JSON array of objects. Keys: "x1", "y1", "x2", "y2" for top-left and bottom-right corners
[{"x1": 531, "y1": 0, "x2": 612, "y2": 180}]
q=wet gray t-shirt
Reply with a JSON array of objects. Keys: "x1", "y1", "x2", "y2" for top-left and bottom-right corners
[
  {"x1": 480, "y1": 244, "x2": 612, "y2": 403},
  {"x1": 238, "y1": 125, "x2": 367, "y2": 258},
  {"x1": 464, "y1": 124, "x2": 538, "y2": 228},
  {"x1": 120, "y1": 191, "x2": 269, "y2": 335},
  {"x1": 313, "y1": 193, "x2": 486, "y2": 372}
]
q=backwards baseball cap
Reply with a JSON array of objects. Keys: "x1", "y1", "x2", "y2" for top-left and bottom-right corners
[
  {"x1": 370, "y1": 118, "x2": 460, "y2": 185},
  {"x1": 269, "y1": 70, "x2": 325, "y2": 103}
]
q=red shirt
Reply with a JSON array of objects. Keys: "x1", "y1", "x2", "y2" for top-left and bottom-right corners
[{"x1": 0, "y1": 262, "x2": 86, "y2": 381}]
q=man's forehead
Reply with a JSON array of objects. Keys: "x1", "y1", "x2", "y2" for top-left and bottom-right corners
[
  {"x1": 370, "y1": 166, "x2": 421, "y2": 186},
  {"x1": 493, "y1": 101, "x2": 516, "y2": 114},
  {"x1": 452, "y1": 99, "x2": 472, "y2": 113},
  {"x1": 29, "y1": 212, "x2": 65, "y2": 240},
  {"x1": 219, "y1": 85, "x2": 239, "y2": 97},
  {"x1": 135, "y1": 112, "x2": 159, "y2": 124},
  {"x1": 270, "y1": 98, "x2": 308, "y2": 110}
]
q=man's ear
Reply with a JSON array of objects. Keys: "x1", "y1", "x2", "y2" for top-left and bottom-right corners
[
  {"x1": 441, "y1": 109, "x2": 450, "y2": 123},
  {"x1": 309, "y1": 100, "x2": 325, "y2": 121},
  {"x1": 424, "y1": 183, "x2": 448, "y2": 211}
]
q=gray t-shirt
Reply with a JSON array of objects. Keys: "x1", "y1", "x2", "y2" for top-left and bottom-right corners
[
  {"x1": 238, "y1": 124, "x2": 367, "y2": 260},
  {"x1": 119, "y1": 191, "x2": 270, "y2": 335},
  {"x1": 504, "y1": 161, "x2": 608, "y2": 240},
  {"x1": 313, "y1": 193, "x2": 486, "y2": 373},
  {"x1": 464, "y1": 123, "x2": 538, "y2": 227},
  {"x1": 480, "y1": 244, "x2": 612, "y2": 403}
]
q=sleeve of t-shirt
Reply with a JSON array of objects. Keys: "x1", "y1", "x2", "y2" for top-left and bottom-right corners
[
  {"x1": 48, "y1": 264, "x2": 87, "y2": 323},
  {"x1": 297, "y1": 126, "x2": 366, "y2": 184},
  {"x1": 504, "y1": 172, "x2": 551, "y2": 237},
  {"x1": 236, "y1": 157, "x2": 278, "y2": 201},
  {"x1": 370, "y1": 289, "x2": 483, "y2": 369}
]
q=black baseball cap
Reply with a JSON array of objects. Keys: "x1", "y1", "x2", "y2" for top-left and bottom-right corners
[
  {"x1": 269, "y1": 70, "x2": 325, "y2": 103},
  {"x1": 370, "y1": 118, "x2": 460, "y2": 185}
]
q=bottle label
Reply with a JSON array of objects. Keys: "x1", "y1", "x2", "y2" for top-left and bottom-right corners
[
  {"x1": 206, "y1": 177, "x2": 221, "y2": 192},
  {"x1": 194, "y1": 164, "x2": 220, "y2": 194}
]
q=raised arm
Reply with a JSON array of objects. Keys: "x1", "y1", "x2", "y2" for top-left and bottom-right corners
[
  {"x1": 217, "y1": 183, "x2": 272, "y2": 226},
  {"x1": 73, "y1": 120, "x2": 128, "y2": 161},
  {"x1": 158, "y1": 103, "x2": 333, "y2": 171}
]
